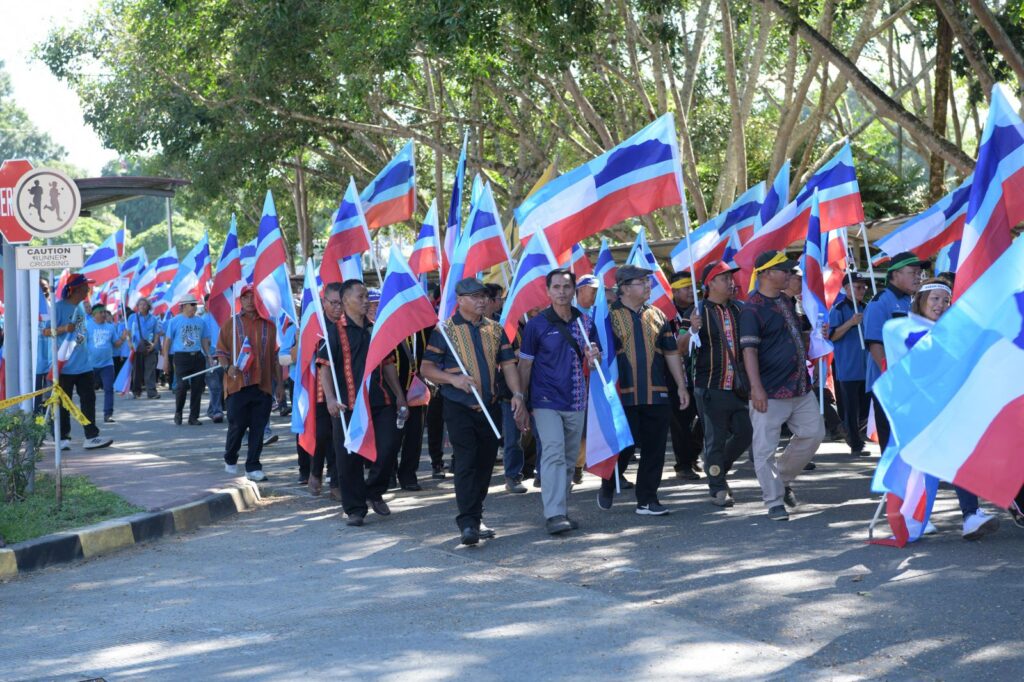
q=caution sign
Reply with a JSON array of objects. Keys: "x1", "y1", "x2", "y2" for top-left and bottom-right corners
[{"x1": 15, "y1": 244, "x2": 85, "y2": 270}]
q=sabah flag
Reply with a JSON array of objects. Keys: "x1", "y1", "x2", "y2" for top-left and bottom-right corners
[
  {"x1": 793, "y1": 142, "x2": 864, "y2": 232},
  {"x1": 361, "y1": 140, "x2": 416, "y2": 229},
  {"x1": 120, "y1": 247, "x2": 147, "y2": 283},
  {"x1": 322, "y1": 177, "x2": 373, "y2": 285},
  {"x1": 873, "y1": 232, "x2": 1024, "y2": 508},
  {"x1": 235, "y1": 336, "x2": 255, "y2": 372},
  {"x1": 80, "y1": 232, "x2": 122, "y2": 286},
  {"x1": 291, "y1": 259, "x2": 327, "y2": 454},
  {"x1": 462, "y1": 180, "x2": 512, "y2": 276},
  {"x1": 442, "y1": 132, "x2": 468, "y2": 288},
  {"x1": 760, "y1": 161, "x2": 790, "y2": 229},
  {"x1": 515, "y1": 113, "x2": 685, "y2": 257},
  {"x1": 131, "y1": 247, "x2": 178, "y2": 307},
  {"x1": 209, "y1": 215, "x2": 242, "y2": 328},
  {"x1": 254, "y1": 190, "x2": 298, "y2": 331},
  {"x1": 670, "y1": 181, "x2": 764, "y2": 274},
  {"x1": 499, "y1": 230, "x2": 559, "y2": 343},
  {"x1": 801, "y1": 191, "x2": 834, "y2": 361},
  {"x1": 594, "y1": 238, "x2": 617, "y2": 289},
  {"x1": 566, "y1": 243, "x2": 594, "y2": 276},
  {"x1": 626, "y1": 228, "x2": 676, "y2": 319},
  {"x1": 408, "y1": 198, "x2": 441, "y2": 276},
  {"x1": 874, "y1": 175, "x2": 971, "y2": 264}
]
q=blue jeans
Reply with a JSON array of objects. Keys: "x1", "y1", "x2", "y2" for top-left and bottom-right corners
[
  {"x1": 207, "y1": 365, "x2": 224, "y2": 417},
  {"x1": 954, "y1": 486, "x2": 979, "y2": 519},
  {"x1": 93, "y1": 365, "x2": 115, "y2": 419},
  {"x1": 501, "y1": 401, "x2": 524, "y2": 479}
]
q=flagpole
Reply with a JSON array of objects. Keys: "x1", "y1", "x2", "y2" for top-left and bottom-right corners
[
  {"x1": 818, "y1": 357, "x2": 825, "y2": 415},
  {"x1": 49, "y1": 262, "x2": 62, "y2": 508},
  {"x1": 845, "y1": 268, "x2": 865, "y2": 349},
  {"x1": 575, "y1": 318, "x2": 619, "y2": 494},
  {"x1": 436, "y1": 323, "x2": 501, "y2": 438},
  {"x1": 859, "y1": 223, "x2": 878, "y2": 296},
  {"x1": 678, "y1": 204, "x2": 702, "y2": 351},
  {"x1": 318, "y1": 332, "x2": 350, "y2": 441}
]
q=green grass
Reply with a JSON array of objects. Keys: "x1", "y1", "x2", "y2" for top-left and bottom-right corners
[{"x1": 0, "y1": 475, "x2": 143, "y2": 545}]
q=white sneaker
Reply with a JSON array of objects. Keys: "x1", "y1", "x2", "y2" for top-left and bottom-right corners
[
  {"x1": 83, "y1": 437, "x2": 113, "y2": 450},
  {"x1": 59, "y1": 439, "x2": 72, "y2": 451},
  {"x1": 962, "y1": 509, "x2": 1000, "y2": 540},
  {"x1": 224, "y1": 463, "x2": 238, "y2": 475},
  {"x1": 246, "y1": 470, "x2": 267, "y2": 482},
  {"x1": 923, "y1": 521, "x2": 938, "y2": 535}
]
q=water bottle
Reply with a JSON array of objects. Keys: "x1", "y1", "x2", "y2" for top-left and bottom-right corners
[{"x1": 396, "y1": 405, "x2": 409, "y2": 429}]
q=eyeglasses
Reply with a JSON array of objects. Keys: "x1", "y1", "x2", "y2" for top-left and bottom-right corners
[
  {"x1": 460, "y1": 293, "x2": 489, "y2": 301},
  {"x1": 624, "y1": 279, "x2": 651, "y2": 288},
  {"x1": 324, "y1": 298, "x2": 343, "y2": 307}
]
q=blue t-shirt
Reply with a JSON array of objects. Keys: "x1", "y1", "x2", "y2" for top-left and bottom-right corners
[
  {"x1": 280, "y1": 323, "x2": 299, "y2": 383},
  {"x1": 164, "y1": 314, "x2": 210, "y2": 354},
  {"x1": 128, "y1": 312, "x2": 160, "y2": 347},
  {"x1": 54, "y1": 300, "x2": 91, "y2": 375},
  {"x1": 828, "y1": 298, "x2": 867, "y2": 382},
  {"x1": 863, "y1": 285, "x2": 912, "y2": 391},
  {"x1": 86, "y1": 318, "x2": 117, "y2": 368},
  {"x1": 519, "y1": 308, "x2": 598, "y2": 412},
  {"x1": 36, "y1": 319, "x2": 53, "y2": 375},
  {"x1": 114, "y1": 321, "x2": 131, "y2": 358}
]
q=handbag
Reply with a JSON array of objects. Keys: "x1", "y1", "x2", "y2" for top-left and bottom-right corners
[
  {"x1": 406, "y1": 373, "x2": 431, "y2": 407},
  {"x1": 704, "y1": 304, "x2": 749, "y2": 402}
]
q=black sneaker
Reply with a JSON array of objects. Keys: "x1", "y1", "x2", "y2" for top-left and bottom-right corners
[
  {"x1": 572, "y1": 467, "x2": 583, "y2": 485},
  {"x1": 104, "y1": 416, "x2": 115, "y2": 423},
  {"x1": 803, "y1": 461, "x2": 816, "y2": 471},
  {"x1": 346, "y1": 514, "x2": 365, "y2": 527},
  {"x1": 768, "y1": 505, "x2": 789, "y2": 521},
  {"x1": 370, "y1": 499, "x2": 391, "y2": 516},
  {"x1": 636, "y1": 502, "x2": 670, "y2": 516},
  {"x1": 460, "y1": 527, "x2": 480, "y2": 546},
  {"x1": 173, "y1": 413, "x2": 182, "y2": 426},
  {"x1": 597, "y1": 488, "x2": 613, "y2": 511},
  {"x1": 783, "y1": 486, "x2": 799, "y2": 508},
  {"x1": 619, "y1": 476, "x2": 634, "y2": 490},
  {"x1": 478, "y1": 522, "x2": 496, "y2": 539},
  {"x1": 546, "y1": 515, "x2": 573, "y2": 534},
  {"x1": 431, "y1": 465, "x2": 446, "y2": 479}
]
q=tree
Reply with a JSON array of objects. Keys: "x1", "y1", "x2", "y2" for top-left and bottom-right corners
[{"x1": 0, "y1": 61, "x2": 65, "y2": 163}]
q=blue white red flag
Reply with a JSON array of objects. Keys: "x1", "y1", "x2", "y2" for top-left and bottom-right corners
[
  {"x1": 80, "y1": 232, "x2": 122, "y2": 286},
  {"x1": 594, "y1": 238, "x2": 617, "y2": 289},
  {"x1": 55, "y1": 336, "x2": 77, "y2": 375},
  {"x1": 670, "y1": 181, "x2": 764, "y2": 274},
  {"x1": 114, "y1": 226, "x2": 125, "y2": 258},
  {"x1": 120, "y1": 247, "x2": 147, "y2": 282},
  {"x1": 822, "y1": 226, "x2": 849, "y2": 308},
  {"x1": 793, "y1": 143, "x2": 864, "y2": 232},
  {"x1": 167, "y1": 233, "x2": 212, "y2": 307},
  {"x1": 241, "y1": 238, "x2": 257, "y2": 284},
  {"x1": 462, "y1": 180, "x2": 511, "y2": 276},
  {"x1": 360, "y1": 140, "x2": 416, "y2": 229},
  {"x1": 566, "y1": 243, "x2": 594, "y2": 276},
  {"x1": 870, "y1": 314, "x2": 940, "y2": 547},
  {"x1": 131, "y1": 247, "x2": 178, "y2": 307},
  {"x1": 150, "y1": 282, "x2": 172, "y2": 319},
  {"x1": 408, "y1": 199, "x2": 441, "y2": 276},
  {"x1": 345, "y1": 246, "x2": 439, "y2": 461},
  {"x1": 254, "y1": 191, "x2": 298, "y2": 330},
  {"x1": 514, "y1": 113, "x2": 685, "y2": 256},
  {"x1": 498, "y1": 230, "x2": 559, "y2": 343},
  {"x1": 291, "y1": 259, "x2": 326, "y2": 454},
  {"x1": 874, "y1": 175, "x2": 971, "y2": 264},
  {"x1": 734, "y1": 198, "x2": 806, "y2": 293},
  {"x1": 322, "y1": 177, "x2": 372, "y2": 285},
  {"x1": 113, "y1": 349, "x2": 134, "y2": 395},
  {"x1": 442, "y1": 132, "x2": 468, "y2": 287},
  {"x1": 953, "y1": 85, "x2": 1024, "y2": 302},
  {"x1": 702, "y1": 228, "x2": 744, "y2": 286},
  {"x1": 585, "y1": 277, "x2": 632, "y2": 480},
  {"x1": 235, "y1": 336, "x2": 255, "y2": 372},
  {"x1": 760, "y1": 161, "x2": 790, "y2": 229},
  {"x1": 934, "y1": 240, "x2": 961, "y2": 274},
  {"x1": 208, "y1": 215, "x2": 242, "y2": 328},
  {"x1": 627, "y1": 228, "x2": 676, "y2": 319},
  {"x1": 801, "y1": 191, "x2": 834, "y2": 361},
  {"x1": 873, "y1": 233, "x2": 1024, "y2": 507}
]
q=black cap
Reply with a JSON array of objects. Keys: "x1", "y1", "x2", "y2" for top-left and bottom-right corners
[
  {"x1": 887, "y1": 251, "x2": 929, "y2": 272},
  {"x1": 849, "y1": 273, "x2": 871, "y2": 285},
  {"x1": 455, "y1": 277, "x2": 487, "y2": 296},
  {"x1": 615, "y1": 264, "x2": 653, "y2": 284},
  {"x1": 753, "y1": 250, "x2": 799, "y2": 273}
]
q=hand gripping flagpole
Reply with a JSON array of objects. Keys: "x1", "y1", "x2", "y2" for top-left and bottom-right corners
[
  {"x1": 844, "y1": 268, "x2": 866, "y2": 349},
  {"x1": 436, "y1": 322, "x2": 501, "y2": 439},
  {"x1": 576, "y1": 317, "x2": 620, "y2": 494},
  {"x1": 307, "y1": 258, "x2": 349, "y2": 440}
]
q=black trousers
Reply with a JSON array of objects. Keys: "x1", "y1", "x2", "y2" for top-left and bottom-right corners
[
  {"x1": 871, "y1": 393, "x2": 890, "y2": 449},
  {"x1": 132, "y1": 346, "x2": 158, "y2": 397},
  {"x1": 297, "y1": 402, "x2": 335, "y2": 482},
  {"x1": 601, "y1": 404, "x2": 671, "y2": 506},
  {"x1": 445, "y1": 400, "x2": 500, "y2": 531},
  {"x1": 668, "y1": 384, "x2": 703, "y2": 471},
  {"x1": 396, "y1": 405, "x2": 426, "y2": 486},
  {"x1": 837, "y1": 380, "x2": 868, "y2": 452},
  {"x1": 58, "y1": 371, "x2": 100, "y2": 440},
  {"x1": 224, "y1": 385, "x2": 273, "y2": 472},
  {"x1": 426, "y1": 390, "x2": 445, "y2": 467},
  {"x1": 694, "y1": 388, "x2": 752, "y2": 495},
  {"x1": 332, "y1": 404, "x2": 401, "y2": 517},
  {"x1": 173, "y1": 352, "x2": 206, "y2": 420}
]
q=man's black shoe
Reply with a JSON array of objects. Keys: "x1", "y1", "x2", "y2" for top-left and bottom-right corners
[
  {"x1": 461, "y1": 527, "x2": 479, "y2": 546},
  {"x1": 546, "y1": 515, "x2": 573, "y2": 534},
  {"x1": 597, "y1": 488, "x2": 613, "y2": 511},
  {"x1": 567, "y1": 517, "x2": 580, "y2": 530},
  {"x1": 431, "y1": 465, "x2": 446, "y2": 480},
  {"x1": 803, "y1": 461, "x2": 816, "y2": 471},
  {"x1": 402, "y1": 482, "x2": 422, "y2": 492},
  {"x1": 619, "y1": 476, "x2": 634, "y2": 490},
  {"x1": 478, "y1": 522, "x2": 496, "y2": 539},
  {"x1": 767, "y1": 505, "x2": 789, "y2": 521},
  {"x1": 346, "y1": 514, "x2": 365, "y2": 527},
  {"x1": 188, "y1": 418, "x2": 202, "y2": 425},
  {"x1": 370, "y1": 499, "x2": 391, "y2": 516},
  {"x1": 173, "y1": 413, "x2": 182, "y2": 426}
]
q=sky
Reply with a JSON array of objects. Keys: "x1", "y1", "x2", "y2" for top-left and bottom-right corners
[{"x1": 1, "y1": 0, "x2": 114, "y2": 176}]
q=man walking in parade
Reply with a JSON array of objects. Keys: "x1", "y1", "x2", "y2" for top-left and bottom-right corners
[
  {"x1": 667, "y1": 270, "x2": 704, "y2": 481},
  {"x1": 518, "y1": 269, "x2": 600, "y2": 534},
  {"x1": 421, "y1": 277, "x2": 527, "y2": 546},
  {"x1": 598, "y1": 264, "x2": 689, "y2": 516},
  {"x1": 163, "y1": 294, "x2": 211, "y2": 426},
  {"x1": 681, "y1": 262, "x2": 752, "y2": 508},
  {"x1": 739, "y1": 251, "x2": 825, "y2": 521},
  {"x1": 317, "y1": 280, "x2": 407, "y2": 526},
  {"x1": 128, "y1": 296, "x2": 161, "y2": 399},
  {"x1": 829, "y1": 274, "x2": 870, "y2": 456}
]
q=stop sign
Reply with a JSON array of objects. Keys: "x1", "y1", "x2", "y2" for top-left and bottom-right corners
[{"x1": 0, "y1": 159, "x2": 34, "y2": 243}]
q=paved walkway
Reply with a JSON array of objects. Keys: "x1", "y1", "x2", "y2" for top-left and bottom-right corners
[{"x1": 14, "y1": 388, "x2": 1024, "y2": 680}]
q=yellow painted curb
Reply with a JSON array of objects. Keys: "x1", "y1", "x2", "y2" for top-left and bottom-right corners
[
  {"x1": 0, "y1": 549, "x2": 17, "y2": 579},
  {"x1": 171, "y1": 500, "x2": 212, "y2": 532},
  {"x1": 78, "y1": 521, "x2": 135, "y2": 559}
]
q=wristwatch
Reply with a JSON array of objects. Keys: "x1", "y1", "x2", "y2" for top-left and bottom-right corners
[{"x1": 513, "y1": 391, "x2": 525, "y2": 400}]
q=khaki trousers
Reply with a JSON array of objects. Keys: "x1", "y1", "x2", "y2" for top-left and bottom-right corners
[{"x1": 749, "y1": 392, "x2": 825, "y2": 508}]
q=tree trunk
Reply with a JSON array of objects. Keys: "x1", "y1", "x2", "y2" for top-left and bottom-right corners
[
  {"x1": 758, "y1": 0, "x2": 975, "y2": 174},
  {"x1": 714, "y1": 0, "x2": 743, "y2": 212},
  {"x1": 423, "y1": 55, "x2": 446, "y2": 222},
  {"x1": 966, "y1": 0, "x2": 1024, "y2": 91},
  {"x1": 929, "y1": 5, "x2": 953, "y2": 203},
  {"x1": 291, "y1": 152, "x2": 308, "y2": 271},
  {"x1": 934, "y1": 0, "x2": 997, "y2": 99}
]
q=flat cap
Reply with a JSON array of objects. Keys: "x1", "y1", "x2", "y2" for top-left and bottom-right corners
[
  {"x1": 455, "y1": 277, "x2": 487, "y2": 295},
  {"x1": 615, "y1": 264, "x2": 653, "y2": 284}
]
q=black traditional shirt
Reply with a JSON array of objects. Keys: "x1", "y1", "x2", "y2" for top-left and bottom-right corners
[{"x1": 607, "y1": 301, "x2": 679, "y2": 407}]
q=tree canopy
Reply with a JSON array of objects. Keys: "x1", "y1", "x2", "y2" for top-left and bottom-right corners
[{"x1": 35, "y1": 0, "x2": 1024, "y2": 261}]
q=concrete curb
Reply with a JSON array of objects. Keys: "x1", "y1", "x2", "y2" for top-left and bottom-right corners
[{"x1": 0, "y1": 482, "x2": 262, "y2": 580}]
